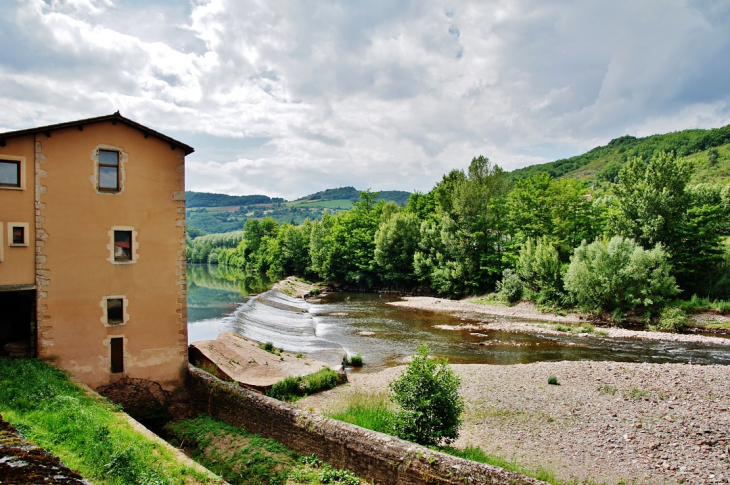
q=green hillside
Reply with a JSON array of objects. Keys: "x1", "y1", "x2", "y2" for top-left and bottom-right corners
[
  {"x1": 509, "y1": 124, "x2": 730, "y2": 184},
  {"x1": 297, "y1": 186, "x2": 411, "y2": 205},
  {"x1": 186, "y1": 191, "x2": 285, "y2": 208},
  {"x1": 187, "y1": 187, "x2": 412, "y2": 234}
]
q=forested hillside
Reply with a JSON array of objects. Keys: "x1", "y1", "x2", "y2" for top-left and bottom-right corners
[
  {"x1": 510, "y1": 124, "x2": 730, "y2": 184},
  {"x1": 297, "y1": 186, "x2": 411, "y2": 205},
  {"x1": 186, "y1": 187, "x2": 412, "y2": 234},
  {"x1": 186, "y1": 191, "x2": 285, "y2": 208}
]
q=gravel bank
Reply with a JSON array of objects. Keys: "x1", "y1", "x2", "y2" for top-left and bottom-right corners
[
  {"x1": 299, "y1": 362, "x2": 730, "y2": 485},
  {"x1": 389, "y1": 297, "x2": 730, "y2": 346}
]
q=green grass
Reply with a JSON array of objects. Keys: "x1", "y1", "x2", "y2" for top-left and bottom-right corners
[
  {"x1": 674, "y1": 294, "x2": 729, "y2": 315},
  {"x1": 326, "y1": 395, "x2": 570, "y2": 485},
  {"x1": 442, "y1": 446, "x2": 560, "y2": 484},
  {"x1": 267, "y1": 368, "x2": 340, "y2": 402},
  {"x1": 0, "y1": 358, "x2": 215, "y2": 485},
  {"x1": 166, "y1": 415, "x2": 362, "y2": 485},
  {"x1": 348, "y1": 354, "x2": 363, "y2": 367},
  {"x1": 470, "y1": 293, "x2": 507, "y2": 306},
  {"x1": 554, "y1": 323, "x2": 598, "y2": 334},
  {"x1": 328, "y1": 399, "x2": 394, "y2": 434},
  {"x1": 702, "y1": 319, "x2": 730, "y2": 330}
]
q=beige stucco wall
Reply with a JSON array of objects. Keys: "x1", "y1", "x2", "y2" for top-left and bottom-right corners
[
  {"x1": 34, "y1": 121, "x2": 187, "y2": 390},
  {"x1": 0, "y1": 135, "x2": 36, "y2": 286}
]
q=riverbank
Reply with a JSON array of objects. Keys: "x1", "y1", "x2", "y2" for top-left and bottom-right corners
[
  {"x1": 298, "y1": 361, "x2": 730, "y2": 485},
  {"x1": 388, "y1": 296, "x2": 730, "y2": 346}
]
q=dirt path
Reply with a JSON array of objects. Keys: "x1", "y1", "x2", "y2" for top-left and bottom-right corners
[{"x1": 299, "y1": 362, "x2": 730, "y2": 485}]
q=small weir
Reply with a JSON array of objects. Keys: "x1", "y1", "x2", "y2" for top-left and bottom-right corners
[{"x1": 187, "y1": 265, "x2": 730, "y2": 371}]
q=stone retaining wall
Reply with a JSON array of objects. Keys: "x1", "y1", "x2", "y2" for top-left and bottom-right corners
[{"x1": 188, "y1": 366, "x2": 547, "y2": 485}]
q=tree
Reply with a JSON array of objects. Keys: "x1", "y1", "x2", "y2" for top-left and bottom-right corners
[
  {"x1": 516, "y1": 237, "x2": 563, "y2": 304},
  {"x1": 389, "y1": 345, "x2": 464, "y2": 447},
  {"x1": 563, "y1": 236, "x2": 679, "y2": 313},
  {"x1": 374, "y1": 212, "x2": 420, "y2": 287},
  {"x1": 610, "y1": 151, "x2": 693, "y2": 254}
]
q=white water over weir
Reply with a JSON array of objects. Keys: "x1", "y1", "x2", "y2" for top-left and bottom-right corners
[{"x1": 229, "y1": 290, "x2": 347, "y2": 369}]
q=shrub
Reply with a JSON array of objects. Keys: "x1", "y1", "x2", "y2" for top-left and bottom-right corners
[
  {"x1": 349, "y1": 354, "x2": 363, "y2": 367},
  {"x1": 657, "y1": 307, "x2": 689, "y2": 332},
  {"x1": 267, "y1": 368, "x2": 339, "y2": 401},
  {"x1": 564, "y1": 236, "x2": 679, "y2": 313},
  {"x1": 389, "y1": 345, "x2": 464, "y2": 447},
  {"x1": 517, "y1": 237, "x2": 563, "y2": 304},
  {"x1": 496, "y1": 269, "x2": 523, "y2": 304},
  {"x1": 547, "y1": 375, "x2": 560, "y2": 385}
]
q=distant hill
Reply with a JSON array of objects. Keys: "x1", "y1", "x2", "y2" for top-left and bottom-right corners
[
  {"x1": 509, "y1": 124, "x2": 730, "y2": 184},
  {"x1": 297, "y1": 186, "x2": 411, "y2": 205},
  {"x1": 187, "y1": 186, "x2": 413, "y2": 234},
  {"x1": 186, "y1": 192, "x2": 285, "y2": 208}
]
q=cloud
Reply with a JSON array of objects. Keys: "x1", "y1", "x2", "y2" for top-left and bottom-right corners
[{"x1": 1, "y1": 0, "x2": 729, "y2": 199}]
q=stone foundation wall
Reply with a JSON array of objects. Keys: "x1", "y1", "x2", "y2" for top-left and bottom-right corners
[{"x1": 187, "y1": 366, "x2": 546, "y2": 485}]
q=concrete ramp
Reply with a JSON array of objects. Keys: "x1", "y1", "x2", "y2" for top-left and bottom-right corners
[{"x1": 189, "y1": 331, "x2": 339, "y2": 393}]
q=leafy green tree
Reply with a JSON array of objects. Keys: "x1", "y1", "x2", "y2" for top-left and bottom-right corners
[
  {"x1": 389, "y1": 345, "x2": 464, "y2": 447},
  {"x1": 508, "y1": 174, "x2": 601, "y2": 259},
  {"x1": 309, "y1": 192, "x2": 384, "y2": 286},
  {"x1": 413, "y1": 215, "x2": 470, "y2": 297},
  {"x1": 610, "y1": 152, "x2": 693, "y2": 255},
  {"x1": 564, "y1": 236, "x2": 679, "y2": 312},
  {"x1": 597, "y1": 161, "x2": 623, "y2": 184},
  {"x1": 507, "y1": 172, "x2": 554, "y2": 242},
  {"x1": 374, "y1": 212, "x2": 420, "y2": 287},
  {"x1": 516, "y1": 237, "x2": 563, "y2": 304},
  {"x1": 404, "y1": 190, "x2": 437, "y2": 221},
  {"x1": 496, "y1": 269, "x2": 523, "y2": 304},
  {"x1": 611, "y1": 153, "x2": 730, "y2": 295},
  {"x1": 266, "y1": 223, "x2": 310, "y2": 278},
  {"x1": 707, "y1": 148, "x2": 718, "y2": 166}
]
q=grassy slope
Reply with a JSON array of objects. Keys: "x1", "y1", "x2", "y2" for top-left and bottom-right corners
[
  {"x1": 509, "y1": 124, "x2": 730, "y2": 184},
  {"x1": 166, "y1": 415, "x2": 362, "y2": 485},
  {"x1": 0, "y1": 358, "x2": 217, "y2": 485}
]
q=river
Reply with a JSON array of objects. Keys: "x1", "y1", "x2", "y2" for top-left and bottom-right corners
[{"x1": 187, "y1": 264, "x2": 730, "y2": 371}]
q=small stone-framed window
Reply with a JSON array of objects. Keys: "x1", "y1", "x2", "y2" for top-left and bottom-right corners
[
  {"x1": 0, "y1": 156, "x2": 25, "y2": 190},
  {"x1": 98, "y1": 150, "x2": 119, "y2": 191},
  {"x1": 114, "y1": 231, "x2": 132, "y2": 261},
  {"x1": 107, "y1": 226, "x2": 138, "y2": 264},
  {"x1": 100, "y1": 295, "x2": 128, "y2": 327},
  {"x1": 7, "y1": 222, "x2": 29, "y2": 247},
  {"x1": 91, "y1": 145, "x2": 127, "y2": 194}
]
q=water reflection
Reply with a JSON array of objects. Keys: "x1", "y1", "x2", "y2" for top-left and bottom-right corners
[
  {"x1": 311, "y1": 293, "x2": 730, "y2": 370},
  {"x1": 186, "y1": 264, "x2": 272, "y2": 342},
  {"x1": 186, "y1": 268, "x2": 730, "y2": 371}
]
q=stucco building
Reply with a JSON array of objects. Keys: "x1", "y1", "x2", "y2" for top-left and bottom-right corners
[{"x1": 0, "y1": 112, "x2": 192, "y2": 393}]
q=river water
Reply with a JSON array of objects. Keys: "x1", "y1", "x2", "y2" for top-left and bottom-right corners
[{"x1": 187, "y1": 265, "x2": 730, "y2": 371}]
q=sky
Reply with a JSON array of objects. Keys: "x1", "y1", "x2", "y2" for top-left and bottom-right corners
[{"x1": 1, "y1": 0, "x2": 730, "y2": 200}]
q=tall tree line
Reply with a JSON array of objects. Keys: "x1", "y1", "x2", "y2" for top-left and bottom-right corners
[{"x1": 190, "y1": 152, "x2": 730, "y2": 311}]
